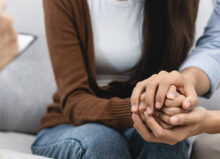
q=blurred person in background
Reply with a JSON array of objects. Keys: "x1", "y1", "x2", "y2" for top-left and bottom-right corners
[{"x1": 0, "y1": 0, "x2": 18, "y2": 70}]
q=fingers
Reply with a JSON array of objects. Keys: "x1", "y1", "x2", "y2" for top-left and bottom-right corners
[
  {"x1": 155, "y1": 117, "x2": 174, "y2": 129},
  {"x1": 157, "y1": 112, "x2": 171, "y2": 124},
  {"x1": 145, "y1": 76, "x2": 158, "y2": 115},
  {"x1": 161, "y1": 107, "x2": 184, "y2": 116},
  {"x1": 131, "y1": 70, "x2": 192, "y2": 115},
  {"x1": 170, "y1": 112, "x2": 194, "y2": 126},
  {"x1": 165, "y1": 94, "x2": 185, "y2": 108},
  {"x1": 166, "y1": 85, "x2": 177, "y2": 100},
  {"x1": 145, "y1": 113, "x2": 168, "y2": 139},
  {"x1": 0, "y1": 0, "x2": 6, "y2": 11},
  {"x1": 144, "y1": 112, "x2": 183, "y2": 145},
  {"x1": 155, "y1": 82, "x2": 170, "y2": 109},
  {"x1": 154, "y1": 71, "x2": 169, "y2": 109},
  {"x1": 132, "y1": 113, "x2": 155, "y2": 142},
  {"x1": 170, "y1": 107, "x2": 207, "y2": 126},
  {"x1": 181, "y1": 83, "x2": 198, "y2": 109},
  {"x1": 131, "y1": 81, "x2": 146, "y2": 113},
  {"x1": 154, "y1": 71, "x2": 183, "y2": 110},
  {"x1": 138, "y1": 95, "x2": 147, "y2": 123}
]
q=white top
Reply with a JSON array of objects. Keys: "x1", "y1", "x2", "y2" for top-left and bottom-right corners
[{"x1": 87, "y1": 0, "x2": 144, "y2": 86}]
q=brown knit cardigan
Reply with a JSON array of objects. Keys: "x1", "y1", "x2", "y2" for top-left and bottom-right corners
[{"x1": 40, "y1": 0, "x2": 134, "y2": 131}]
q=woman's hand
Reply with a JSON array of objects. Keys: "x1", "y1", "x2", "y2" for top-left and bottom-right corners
[
  {"x1": 132, "y1": 107, "x2": 209, "y2": 145},
  {"x1": 0, "y1": 0, "x2": 18, "y2": 69},
  {"x1": 137, "y1": 85, "x2": 187, "y2": 130},
  {"x1": 131, "y1": 71, "x2": 198, "y2": 116}
]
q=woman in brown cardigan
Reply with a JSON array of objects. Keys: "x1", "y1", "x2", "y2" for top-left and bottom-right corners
[{"x1": 32, "y1": 0, "x2": 199, "y2": 158}]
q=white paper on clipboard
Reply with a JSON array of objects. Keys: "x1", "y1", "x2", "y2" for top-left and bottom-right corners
[{"x1": 18, "y1": 33, "x2": 36, "y2": 54}]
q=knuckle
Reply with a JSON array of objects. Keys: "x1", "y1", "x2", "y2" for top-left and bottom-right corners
[
  {"x1": 160, "y1": 78, "x2": 167, "y2": 84},
  {"x1": 184, "y1": 116, "x2": 190, "y2": 123},
  {"x1": 139, "y1": 105, "x2": 146, "y2": 112},
  {"x1": 136, "y1": 82, "x2": 143, "y2": 88},
  {"x1": 165, "y1": 100, "x2": 172, "y2": 106},
  {"x1": 165, "y1": 110, "x2": 173, "y2": 116},
  {"x1": 155, "y1": 130, "x2": 163, "y2": 138},
  {"x1": 140, "y1": 93, "x2": 145, "y2": 101},
  {"x1": 165, "y1": 116, "x2": 171, "y2": 124},
  {"x1": 159, "y1": 71, "x2": 168, "y2": 75},
  {"x1": 130, "y1": 95, "x2": 137, "y2": 103},
  {"x1": 162, "y1": 108, "x2": 169, "y2": 114},
  {"x1": 146, "y1": 80, "x2": 154, "y2": 87},
  {"x1": 151, "y1": 74, "x2": 158, "y2": 80},
  {"x1": 170, "y1": 70, "x2": 179, "y2": 75}
]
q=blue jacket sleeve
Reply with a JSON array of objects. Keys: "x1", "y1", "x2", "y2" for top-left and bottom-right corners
[{"x1": 180, "y1": 0, "x2": 220, "y2": 98}]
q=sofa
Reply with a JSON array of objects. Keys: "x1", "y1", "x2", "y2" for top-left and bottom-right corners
[{"x1": 0, "y1": 0, "x2": 218, "y2": 158}]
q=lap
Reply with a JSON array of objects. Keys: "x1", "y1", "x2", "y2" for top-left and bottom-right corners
[
  {"x1": 32, "y1": 123, "x2": 130, "y2": 159},
  {"x1": 124, "y1": 128, "x2": 189, "y2": 159},
  {"x1": 32, "y1": 123, "x2": 189, "y2": 159}
]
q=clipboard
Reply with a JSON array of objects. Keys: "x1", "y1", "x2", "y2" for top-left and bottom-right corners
[
  {"x1": 0, "y1": 33, "x2": 37, "y2": 70},
  {"x1": 18, "y1": 33, "x2": 37, "y2": 55}
]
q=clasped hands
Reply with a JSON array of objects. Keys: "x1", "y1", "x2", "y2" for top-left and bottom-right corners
[{"x1": 130, "y1": 71, "x2": 209, "y2": 145}]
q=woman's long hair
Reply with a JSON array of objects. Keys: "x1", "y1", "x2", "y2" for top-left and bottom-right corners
[{"x1": 128, "y1": 0, "x2": 199, "y2": 85}]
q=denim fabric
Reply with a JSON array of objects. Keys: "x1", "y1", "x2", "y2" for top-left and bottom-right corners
[{"x1": 32, "y1": 124, "x2": 189, "y2": 159}]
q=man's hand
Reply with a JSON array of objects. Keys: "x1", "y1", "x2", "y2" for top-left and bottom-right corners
[
  {"x1": 134, "y1": 85, "x2": 187, "y2": 130},
  {"x1": 0, "y1": 0, "x2": 18, "y2": 70},
  {"x1": 132, "y1": 107, "x2": 209, "y2": 145}
]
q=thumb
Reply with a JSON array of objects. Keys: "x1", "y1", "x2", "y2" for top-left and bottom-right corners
[
  {"x1": 181, "y1": 84, "x2": 198, "y2": 109},
  {"x1": 169, "y1": 113, "x2": 194, "y2": 126}
]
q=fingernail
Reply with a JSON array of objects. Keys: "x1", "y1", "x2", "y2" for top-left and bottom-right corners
[
  {"x1": 171, "y1": 116, "x2": 178, "y2": 124},
  {"x1": 144, "y1": 111, "x2": 148, "y2": 117},
  {"x1": 185, "y1": 101, "x2": 191, "y2": 109},
  {"x1": 155, "y1": 102, "x2": 161, "y2": 109},
  {"x1": 146, "y1": 107, "x2": 152, "y2": 114},
  {"x1": 167, "y1": 93, "x2": 175, "y2": 99},
  {"x1": 131, "y1": 105, "x2": 137, "y2": 112}
]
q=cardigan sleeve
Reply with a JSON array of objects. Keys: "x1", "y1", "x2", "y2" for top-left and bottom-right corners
[{"x1": 43, "y1": 0, "x2": 133, "y2": 131}]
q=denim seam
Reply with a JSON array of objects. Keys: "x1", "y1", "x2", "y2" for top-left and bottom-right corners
[{"x1": 33, "y1": 138, "x2": 86, "y2": 155}]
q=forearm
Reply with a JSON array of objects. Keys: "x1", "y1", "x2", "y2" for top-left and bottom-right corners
[
  {"x1": 65, "y1": 92, "x2": 133, "y2": 131},
  {"x1": 205, "y1": 110, "x2": 220, "y2": 134},
  {"x1": 181, "y1": 67, "x2": 211, "y2": 96}
]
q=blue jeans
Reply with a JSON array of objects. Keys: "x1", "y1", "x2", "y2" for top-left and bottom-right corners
[{"x1": 32, "y1": 124, "x2": 189, "y2": 159}]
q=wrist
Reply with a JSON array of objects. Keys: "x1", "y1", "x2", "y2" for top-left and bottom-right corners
[
  {"x1": 181, "y1": 68, "x2": 197, "y2": 89},
  {"x1": 204, "y1": 110, "x2": 213, "y2": 134},
  {"x1": 181, "y1": 67, "x2": 210, "y2": 95},
  {"x1": 205, "y1": 110, "x2": 220, "y2": 134}
]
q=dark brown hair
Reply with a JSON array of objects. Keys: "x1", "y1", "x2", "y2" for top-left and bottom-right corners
[{"x1": 129, "y1": 0, "x2": 199, "y2": 85}]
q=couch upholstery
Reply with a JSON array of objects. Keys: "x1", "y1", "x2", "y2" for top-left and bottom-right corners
[
  {"x1": 0, "y1": 0, "x2": 56, "y2": 134},
  {"x1": 0, "y1": 0, "x2": 55, "y2": 158},
  {"x1": 0, "y1": 0, "x2": 219, "y2": 158}
]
